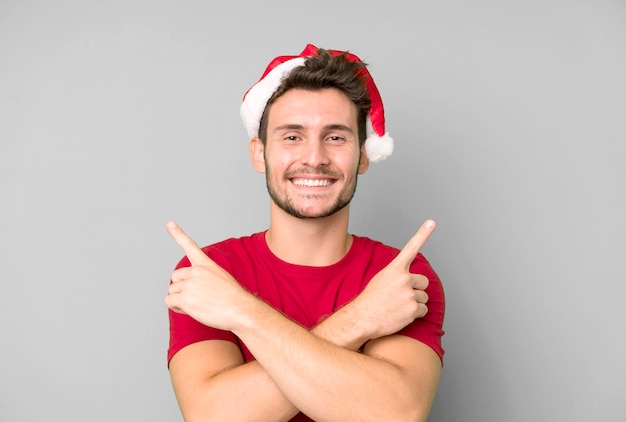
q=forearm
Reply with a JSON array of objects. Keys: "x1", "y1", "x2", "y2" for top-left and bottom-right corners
[
  {"x1": 180, "y1": 360, "x2": 298, "y2": 422},
  {"x1": 174, "y1": 300, "x2": 373, "y2": 421},
  {"x1": 232, "y1": 297, "x2": 423, "y2": 422},
  {"x1": 310, "y1": 301, "x2": 370, "y2": 350}
]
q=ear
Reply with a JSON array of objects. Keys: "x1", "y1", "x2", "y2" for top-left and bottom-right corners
[
  {"x1": 357, "y1": 146, "x2": 370, "y2": 175},
  {"x1": 249, "y1": 137, "x2": 266, "y2": 173}
]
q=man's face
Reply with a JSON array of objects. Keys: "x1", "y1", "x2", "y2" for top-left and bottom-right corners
[{"x1": 252, "y1": 88, "x2": 369, "y2": 219}]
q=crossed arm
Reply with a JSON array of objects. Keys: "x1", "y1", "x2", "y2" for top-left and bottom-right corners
[{"x1": 165, "y1": 221, "x2": 442, "y2": 422}]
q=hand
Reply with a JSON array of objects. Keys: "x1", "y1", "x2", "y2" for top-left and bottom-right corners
[
  {"x1": 349, "y1": 219, "x2": 436, "y2": 341},
  {"x1": 165, "y1": 221, "x2": 250, "y2": 331}
]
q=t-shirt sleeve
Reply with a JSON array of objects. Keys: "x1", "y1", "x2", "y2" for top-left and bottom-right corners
[
  {"x1": 397, "y1": 253, "x2": 446, "y2": 364},
  {"x1": 166, "y1": 251, "x2": 238, "y2": 367}
]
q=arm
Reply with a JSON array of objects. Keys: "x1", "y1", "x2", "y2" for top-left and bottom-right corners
[
  {"x1": 225, "y1": 290, "x2": 439, "y2": 422},
  {"x1": 168, "y1": 287, "x2": 413, "y2": 422},
  {"x1": 168, "y1": 306, "x2": 382, "y2": 422},
  {"x1": 166, "y1": 220, "x2": 441, "y2": 421},
  {"x1": 169, "y1": 340, "x2": 296, "y2": 422},
  {"x1": 170, "y1": 309, "x2": 441, "y2": 422}
]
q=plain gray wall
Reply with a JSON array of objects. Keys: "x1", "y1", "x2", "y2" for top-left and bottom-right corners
[{"x1": 1, "y1": 1, "x2": 624, "y2": 421}]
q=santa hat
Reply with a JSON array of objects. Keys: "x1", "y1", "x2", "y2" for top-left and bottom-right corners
[{"x1": 240, "y1": 44, "x2": 393, "y2": 163}]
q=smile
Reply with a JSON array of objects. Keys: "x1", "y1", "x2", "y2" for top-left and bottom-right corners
[{"x1": 291, "y1": 178, "x2": 335, "y2": 187}]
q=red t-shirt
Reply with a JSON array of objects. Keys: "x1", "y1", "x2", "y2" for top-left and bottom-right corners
[{"x1": 168, "y1": 231, "x2": 445, "y2": 365}]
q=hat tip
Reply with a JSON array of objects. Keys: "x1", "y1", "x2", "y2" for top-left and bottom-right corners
[{"x1": 365, "y1": 132, "x2": 393, "y2": 163}]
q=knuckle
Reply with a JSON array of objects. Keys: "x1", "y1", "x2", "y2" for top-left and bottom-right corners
[{"x1": 399, "y1": 273, "x2": 413, "y2": 286}]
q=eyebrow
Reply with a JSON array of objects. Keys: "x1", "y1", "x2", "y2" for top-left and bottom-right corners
[
  {"x1": 273, "y1": 124, "x2": 355, "y2": 134},
  {"x1": 273, "y1": 124, "x2": 305, "y2": 131}
]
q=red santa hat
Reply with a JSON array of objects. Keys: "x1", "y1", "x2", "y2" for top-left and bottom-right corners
[{"x1": 240, "y1": 44, "x2": 393, "y2": 163}]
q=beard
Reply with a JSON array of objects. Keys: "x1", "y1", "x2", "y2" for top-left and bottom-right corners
[{"x1": 265, "y1": 166, "x2": 359, "y2": 219}]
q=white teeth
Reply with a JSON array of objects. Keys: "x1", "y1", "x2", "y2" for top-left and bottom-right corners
[{"x1": 293, "y1": 179, "x2": 331, "y2": 187}]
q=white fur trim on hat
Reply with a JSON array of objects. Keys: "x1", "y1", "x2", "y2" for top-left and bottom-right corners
[
  {"x1": 240, "y1": 57, "x2": 306, "y2": 139},
  {"x1": 365, "y1": 116, "x2": 394, "y2": 163}
]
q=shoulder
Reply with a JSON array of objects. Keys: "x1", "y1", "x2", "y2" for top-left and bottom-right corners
[{"x1": 351, "y1": 235, "x2": 398, "y2": 260}]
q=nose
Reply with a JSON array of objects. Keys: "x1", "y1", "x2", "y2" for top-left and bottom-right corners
[{"x1": 300, "y1": 138, "x2": 330, "y2": 168}]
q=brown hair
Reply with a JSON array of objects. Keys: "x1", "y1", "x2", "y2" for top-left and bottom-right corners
[{"x1": 258, "y1": 48, "x2": 372, "y2": 146}]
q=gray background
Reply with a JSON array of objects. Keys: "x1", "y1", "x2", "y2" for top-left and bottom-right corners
[{"x1": 1, "y1": 1, "x2": 624, "y2": 421}]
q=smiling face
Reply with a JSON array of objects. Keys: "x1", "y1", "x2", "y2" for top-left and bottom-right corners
[{"x1": 250, "y1": 88, "x2": 369, "y2": 219}]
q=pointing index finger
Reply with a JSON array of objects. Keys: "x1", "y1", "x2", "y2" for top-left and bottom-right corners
[
  {"x1": 393, "y1": 219, "x2": 436, "y2": 270},
  {"x1": 166, "y1": 221, "x2": 207, "y2": 266}
]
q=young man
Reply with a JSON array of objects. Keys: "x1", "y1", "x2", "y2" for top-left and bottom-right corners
[{"x1": 165, "y1": 44, "x2": 445, "y2": 422}]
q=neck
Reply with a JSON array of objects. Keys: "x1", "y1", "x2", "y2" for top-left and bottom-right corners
[{"x1": 265, "y1": 204, "x2": 353, "y2": 266}]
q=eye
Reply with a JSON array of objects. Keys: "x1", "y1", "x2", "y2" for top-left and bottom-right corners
[
  {"x1": 283, "y1": 135, "x2": 302, "y2": 142},
  {"x1": 326, "y1": 135, "x2": 348, "y2": 143}
]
